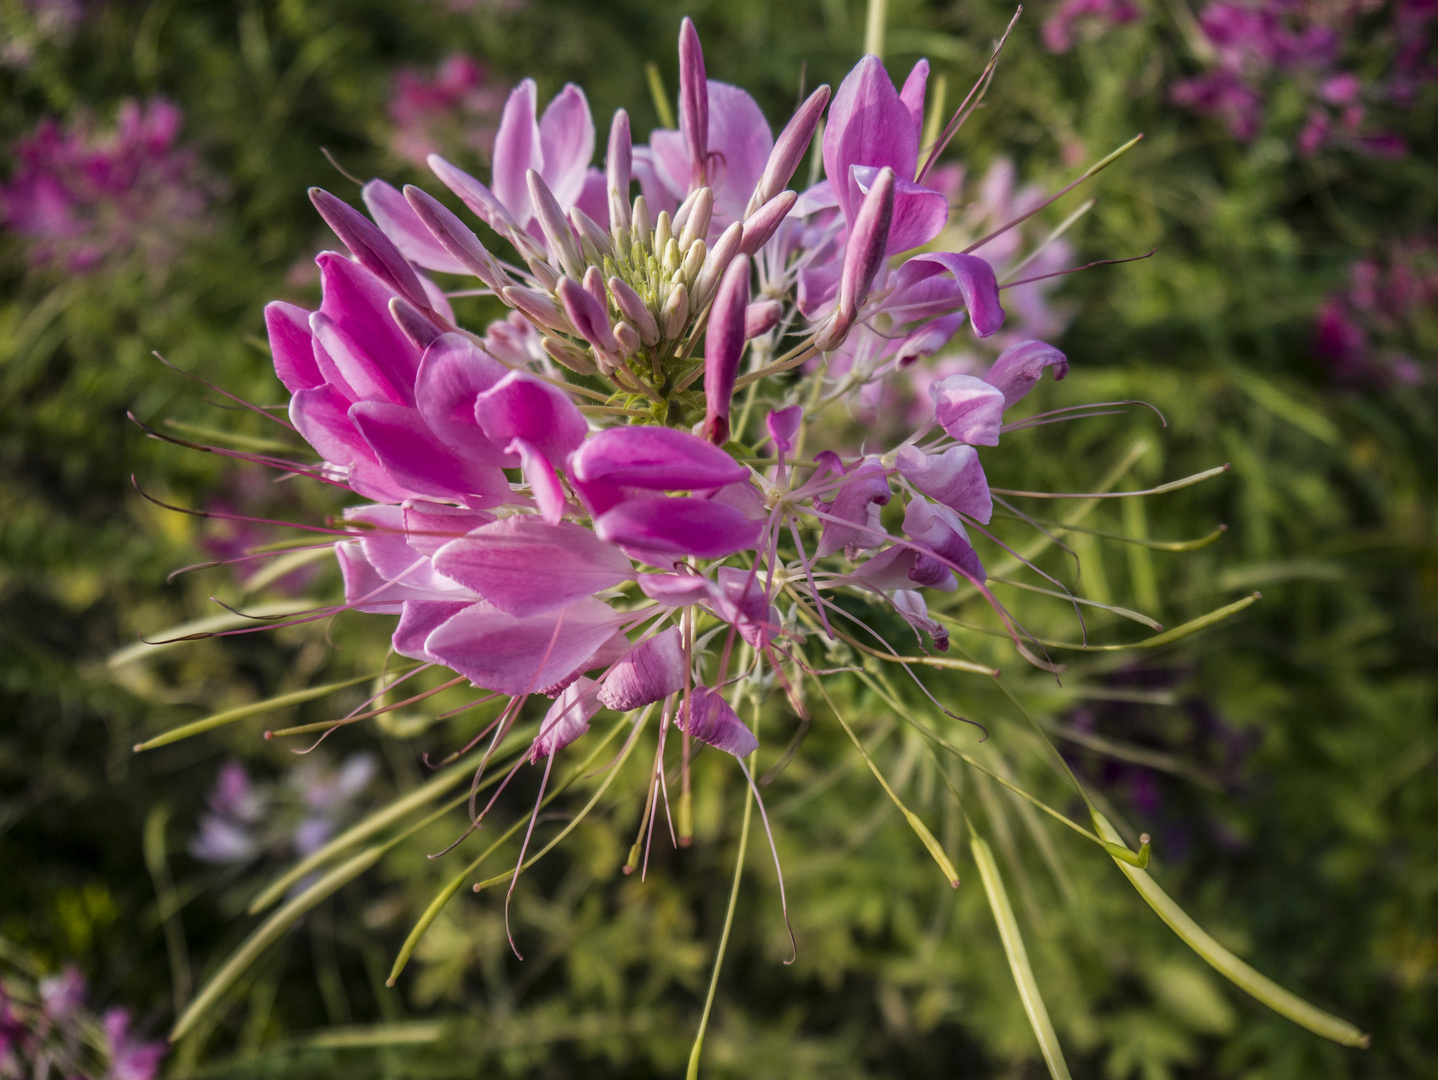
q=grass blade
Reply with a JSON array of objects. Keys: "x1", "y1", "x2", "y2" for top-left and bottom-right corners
[
  {"x1": 971, "y1": 835, "x2": 1073, "y2": 1080},
  {"x1": 133, "y1": 674, "x2": 375, "y2": 752}
]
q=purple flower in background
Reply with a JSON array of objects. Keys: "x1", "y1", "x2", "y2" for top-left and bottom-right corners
[
  {"x1": 0, "y1": 964, "x2": 164, "y2": 1080},
  {"x1": 0, "y1": 98, "x2": 211, "y2": 274},
  {"x1": 0, "y1": 0, "x2": 85, "y2": 69},
  {"x1": 387, "y1": 54, "x2": 509, "y2": 168},
  {"x1": 191, "y1": 755, "x2": 377, "y2": 866},
  {"x1": 1042, "y1": 0, "x2": 1141, "y2": 53},
  {"x1": 1315, "y1": 238, "x2": 1436, "y2": 385},
  {"x1": 1170, "y1": 0, "x2": 1422, "y2": 155}
]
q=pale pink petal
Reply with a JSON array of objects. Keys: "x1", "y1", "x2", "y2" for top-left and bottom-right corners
[
  {"x1": 823, "y1": 55, "x2": 919, "y2": 224},
  {"x1": 414, "y1": 333, "x2": 514, "y2": 465},
  {"x1": 362, "y1": 179, "x2": 468, "y2": 274},
  {"x1": 983, "y1": 339, "x2": 1070, "y2": 407},
  {"x1": 474, "y1": 371, "x2": 589, "y2": 466},
  {"x1": 570, "y1": 425, "x2": 748, "y2": 489},
  {"x1": 538, "y1": 84, "x2": 596, "y2": 210},
  {"x1": 423, "y1": 597, "x2": 626, "y2": 696},
  {"x1": 433, "y1": 516, "x2": 633, "y2": 617},
  {"x1": 896, "y1": 444, "x2": 992, "y2": 523},
  {"x1": 509, "y1": 436, "x2": 570, "y2": 524},
  {"x1": 899, "y1": 60, "x2": 929, "y2": 141},
  {"x1": 531, "y1": 677, "x2": 602, "y2": 760},
  {"x1": 596, "y1": 627, "x2": 687, "y2": 711},
  {"x1": 265, "y1": 302, "x2": 321, "y2": 393},
  {"x1": 929, "y1": 374, "x2": 1006, "y2": 446},
  {"x1": 350, "y1": 401, "x2": 513, "y2": 503},
  {"x1": 593, "y1": 496, "x2": 763, "y2": 563},
  {"x1": 677, "y1": 685, "x2": 758, "y2": 757},
  {"x1": 492, "y1": 79, "x2": 542, "y2": 224}
]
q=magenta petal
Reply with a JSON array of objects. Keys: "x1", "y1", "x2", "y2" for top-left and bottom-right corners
[
  {"x1": 597, "y1": 627, "x2": 686, "y2": 711},
  {"x1": 394, "y1": 601, "x2": 471, "y2": 661},
  {"x1": 896, "y1": 444, "x2": 992, "y2": 523},
  {"x1": 570, "y1": 426, "x2": 747, "y2": 489},
  {"x1": 815, "y1": 461, "x2": 892, "y2": 557},
  {"x1": 350, "y1": 400, "x2": 512, "y2": 503},
  {"x1": 904, "y1": 498, "x2": 985, "y2": 582},
  {"x1": 851, "y1": 544, "x2": 922, "y2": 592},
  {"x1": 509, "y1": 436, "x2": 570, "y2": 524},
  {"x1": 899, "y1": 60, "x2": 929, "y2": 139},
  {"x1": 493, "y1": 79, "x2": 542, "y2": 225},
  {"x1": 929, "y1": 374, "x2": 1006, "y2": 446},
  {"x1": 677, "y1": 685, "x2": 758, "y2": 758},
  {"x1": 289, "y1": 385, "x2": 407, "y2": 502},
  {"x1": 895, "y1": 314, "x2": 965, "y2": 367},
  {"x1": 705, "y1": 81, "x2": 774, "y2": 226},
  {"x1": 539, "y1": 84, "x2": 596, "y2": 210},
  {"x1": 851, "y1": 166, "x2": 949, "y2": 254},
  {"x1": 594, "y1": 496, "x2": 763, "y2": 563},
  {"x1": 474, "y1": 371, "x2": 589, "y2": 466},
  {"x1": 823, "y1": 55, "x2": 919, "y2": 225},
  {"x1": 894, "y1": 252, "x2": 1006, "y2": 336},
  {"x1": 344, "y1": 504, "x2": 422, "y2": 580},
  {"x1": 402, "y1": 503, "x2": 496, "y2": 557},
  {"x1": 423, "y1": 597, "x2": 625, "y2": 696},
  {"x1": 531, "y1": 677, "x2": 602, "y2": 760},
  {"x1": 711, "y1": 566, "x2": 780, "y2": 646},
  {"x1": 983, "y1": 339, "x2": 1070, "y2": 407},
  {"x1": 433, "y1": 516, "x2": 633, "y2": 617},
  {"x1": 766, "y1": 405, "x2": 803, "y2": 454},
  {"x1": 702, "y1": 254, "x2": 751, "y2": 444},
  {"x1": 637, "y1": 572, "x2": 716, "y2": 606},
  {"x1": 414, "y1": 333, "x2": 513, "y2": 465},
  {"x1": 310, "y1": 188, "x2": 431, "y2": 311},
  {"x1": 315, "y1": 252, "x2": 423, "y2": 402},
  {"x1": 337, "y1": 541, "x2": 458, "y2": 613},
  {"x1": 362, "y1": 179, "x2": 468, "y2": 274},
  {"x1": 265, "y1": 301, "x2": 322, "y2": 393}
]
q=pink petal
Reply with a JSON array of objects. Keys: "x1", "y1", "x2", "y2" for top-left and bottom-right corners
[
  {"x1": 531, "y1": 677, "x2": 602, "y2": 760},
  {"x1": 637, "y1": 572, "x2": 716, "y2": 606},
  {"x1": 596, "y1": 627, "x2": 687, "y2": 711},
  {"x1": 474, "y1": 371, "x2": 589, "y2": 466},
  {"x1": 492, "y1": 79, "x2": 541, "y2": 225},
  {"x1": 394, "y1": 600, "x2": 471, "y2": 660},
  {"x1": 414, "y1": 333, "x2": 514, "y2": 465},
  {"x1": 315, "y1": 252, "x2": 422, "y2": 403},
  {"x1": 539, "y1": 84, "x2": 596, "y2": 210},
  {"x1": 288, "y1": 385, "x2": 408, "y2": 502},
  {"x1": 904, "y1": 498, "x2": 985, "y2": 582},
  {"x1": 983, "y1": 339, "x2": 1069, "y2": 407},
  {"x1": 895, "y1": 444, "x2": 992, "y2": 523},
  {"x1": 266, "y1": 301, "x2": 322, "y2": 393},
  {"x1": 349, "y1": 400, "x2": 513, "y2": 503},
  {"x1": 815, "y1": 461, "x2": 891, "y2": 557},
  {"x1": 892, "y1": 252, "x2": 1006, "y2": 337},
  {"x1": 570, "y1": 425, "x2": 748, "y2": 489},
  {"x1": 509, "y1": 436, "x2": 570, "y2": 524},
  {"x1": 705, "y1": 81, "x2": 774, "y2": 226},
  {"x1": 433, "y1": 516, "x2": 633, "y2": 617},
  {"x1": 677, "y1": 685, "x2": 758, "y2": 758},
  {"x1": 362, "y1": 179, "x2": 468, "y2": 274},
  {"x1": 402, "y1": 503, "x2": 495, "y2": 557},
  {"x1": 929, "y1": 374, "x2": 1006, "y2": 445},
  {"x1": 899, "y1": 60, "x2": 929, "y2": 141},
  {"x1": 593, "y1": 496, "x2": 763, "y2": 563},
  {"x1": 893, "y1": 588, "x2": 949, "y2": 650},
  {"x1": 423, "y1": 597, "x2": 626, "y2": 696},
  {"x1": 823, "y1": 55, "x2": 919, "y2": 225},
  {"x1": 766, "y1": 405, "x2": 803, "y2": 454}
]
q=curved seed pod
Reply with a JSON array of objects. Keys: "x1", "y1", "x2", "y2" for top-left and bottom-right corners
[
  {"x1": 748, "y1": 85, "x2": 832, "y2": 214},
  {"x1": 740, "y1": 190, "x2": 798, "y2": 256},
  {"x1": 402, "y1": 185, "x2": 512, "y2": 293}
]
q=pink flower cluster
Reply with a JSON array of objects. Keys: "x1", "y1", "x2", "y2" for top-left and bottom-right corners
[
  {"x1": 0, "y1": 99, "x2": 211, "y2": 273},
  {"x1": 190, "y1": 19, "x2": 1089, "y2": 918},
  {"x1": 1315, "y1": 238, "x2": 1436, "y2": 385},
  {"x1": 1042, "y1": 0, "x2": 1141, "y2": 53},
  {"x1": 387, "y1": 54, "x2": 509, "y2": 169},
  {"x1": 1170, "y1": 0, "x2": 1429, "y2": 154},
  {"x1": 0, "y1": 966, "x2": 164, "y2": 1080}
]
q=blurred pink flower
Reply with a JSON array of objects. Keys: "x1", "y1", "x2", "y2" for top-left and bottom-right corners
[
  {"x1": 387, "y1": 54, "x2": 509, "y2": 168},
  {"x1": 1042, "y1": 0, "x2": 1141, "y2": 52},
  {"x1": 0, "y1": 98, "x2": 212, "y2": 274},
  {"x1": 1315, "y1": 239, "x2": 1437, "y2": 385}
]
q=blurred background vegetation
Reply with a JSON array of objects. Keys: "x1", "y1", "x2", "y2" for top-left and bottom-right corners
[{"x1": 1, "y1": 0, "x2": 1434, "y2": 1077}]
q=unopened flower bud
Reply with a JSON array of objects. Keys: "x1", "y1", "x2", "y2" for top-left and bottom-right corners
[
  {"x1": 837, "y1": 166, "x2": 894, "y2": 319},
  {"x1": 581, "y1": 265, "x2": 608, "y2": 309},
  {"x1": 557, "y1": 276, "x2": 618, "y2": 355},
  {"x1": 631, "y1": 195, "x2": 653, "y2": 249},
  {"x1": 609, "y1": 277, "x2": 660, "y2": 345},
  {"x1": 677, "y1": 187, "x2": 713, "y2": 250},
  {"x1": 813, "y1": 308, "x2": 854, "y2": 352},
  {"x1": 389, "y1": 296, "x2": 442, "y2": 349},
  {"x1": 703, "y1": 254, "x2": 750, "y2": 445},
  {"x1": 740, "y1": 190, "x2": 797, "y2": 256},
  {"x1": 681, "y1": 238, "x2": 706, "y2": 282},
  {"x1": 402, "y1": 185, "x2": 512, "y2": 293},
  {"x1": 654, "y1": 210, "x2": 673, "y2": 256},
  {"x1": 607, "y1": 109, "x2": 633, "y2": 232},
  {"x1": 748, "y1": 85, "x2": 831, "y2": 214},
  {"x1": 614, "y1": 320, "x2": 641, "y2": 357},
  {"x1": 745, "y1": 299, "x2": 782, "y2": 339},
  {"x1": 569, "y1": 206, "x2": 614, "y2": 263},
  {"x1": 542, "y1": 335, "x2": 599, "y2": 375},
  {"x1": 525, "y1": 256, "x2": 559, "y2": 293},
  {"x1": 662, "y1": 236, "x2": 682, "y2": 275},
  {"x1": 504, "y1": 285, "x2": 572, "y2": 334},
  {"x1": 427, "y1": 153, "x2": 542, "y2": 262},
  {"x1": 661, "y1": 283, "x2": 689, "y2": 339},
  {"x1": 691, "y1": 220, "x2": 743, "y2": 308},
  {"x1": 679, "y1": 17, "x2": 709, "y2": 189},
  {"x1": 527, "y1": 169, "x2": 584, "y2": 278},
  {"x1": 310, "y1": 188, "x2": 431, "y2": 313}
]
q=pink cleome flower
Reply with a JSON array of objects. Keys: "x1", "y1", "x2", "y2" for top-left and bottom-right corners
[
  {"x1": 387, "y1": 54, "x2": 510, "y2": 169},
  {"x1": 0, "y1": 98, "x2": 211, "y2": 273}
]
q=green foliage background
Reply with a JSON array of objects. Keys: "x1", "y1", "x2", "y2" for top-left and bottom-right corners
[{"x1": 1, "y1": 0, "x2": 1434, "y2": 1077}]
